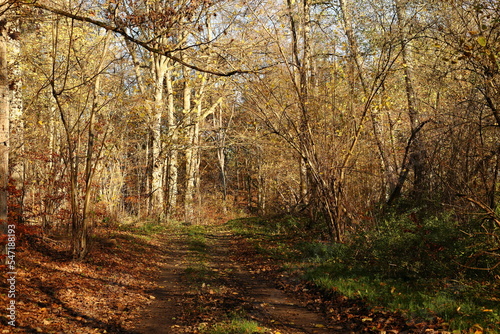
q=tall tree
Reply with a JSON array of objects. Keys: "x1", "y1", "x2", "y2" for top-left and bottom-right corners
[
  {"x1": 48, "y1": 15, "x2": 114, "y2": 258},
  {"x1": 0, "y1": 13, "x2": 9, "y2": 239}
]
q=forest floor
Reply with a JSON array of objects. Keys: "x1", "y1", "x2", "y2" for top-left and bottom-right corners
[
  {"x1": 0, "y1": 220, "x2": 448, "y2": 334},
  {"x1": 134, "y1": 226, "x2": 336, "y2": 334}
]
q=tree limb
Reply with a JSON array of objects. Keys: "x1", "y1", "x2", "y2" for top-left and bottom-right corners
[{"x1": 28, "y1": 1, "x2": 264, "y2": 76}]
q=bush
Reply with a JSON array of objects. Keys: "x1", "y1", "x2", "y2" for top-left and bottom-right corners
[
  {"x1": 296, "y1": 210, "x2": 500, "y2": 331},
  {"x1": 297, "y1": 241, "x2": 351, "y2": 263},
  {"x1": 348, "y1": 211, "x2": 466, "y2": 279}
]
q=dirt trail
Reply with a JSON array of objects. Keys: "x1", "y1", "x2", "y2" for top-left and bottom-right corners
[
  {"x1": 132, "y1": 233, "x2": 186, "y2": 333},
  {"x1": 208, "y1": 230, "x2": 333, "y2": 334},
  {"x1": 133, "y1": 227, "x2": 335, "y2": 334}
]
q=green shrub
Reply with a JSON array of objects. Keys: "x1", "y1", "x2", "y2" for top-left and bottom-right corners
[
  {"x1": 297, "y1": 241, "x2": 351, "y2": 263},
  {"x1": 347, "y1": 211, "x2": 466, "y2": 279},
  {"x1": 228, "y1": 213, "x2": 500, "y2": 332}
]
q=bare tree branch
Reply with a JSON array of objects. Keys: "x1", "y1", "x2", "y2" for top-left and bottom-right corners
[{"x1": 29, "y1": 1, "x2": 264, "y2": 77}]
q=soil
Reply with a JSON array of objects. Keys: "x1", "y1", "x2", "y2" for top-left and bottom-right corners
[
  {"x1": 133, "y1": 233, "x2": 190, "y2": 334},
  {"x1": 134, "y1": 228, "x2": 335, "y2": 333}
]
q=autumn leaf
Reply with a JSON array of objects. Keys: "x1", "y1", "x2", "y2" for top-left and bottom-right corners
[{"x1": 477, "y1": 36, "x2": 487, "y2": 47}]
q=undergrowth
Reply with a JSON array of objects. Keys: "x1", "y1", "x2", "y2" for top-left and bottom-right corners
[
  {"x1": 200, "y1": 313, "x2": 269, "y2": 334},
  {"x1": 228, "y1": 212, "x2": 500, "y2": 333}
]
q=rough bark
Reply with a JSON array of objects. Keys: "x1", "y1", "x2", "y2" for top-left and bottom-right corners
[
  {"x1": 214, "y1": 104, "x2": 228, "y2": 214},
  {"x1": 0, "y1": 17, "x2": 9, "y2": 239},
  {"x1": 165, "y1": 62, "x2": 178, "y2": 220},
  {"x1": 184, "y1": 109, "x2": 200, "y2": 222},
  {"x1": 150, "y1": 52, "x2": 168, "y2": 215},
  {"x1": 183, "y1": 72, "x2": 195, "y2": 222},
  {"x1": 9, "y1": 30, "x2": 22, "y2": 223}
]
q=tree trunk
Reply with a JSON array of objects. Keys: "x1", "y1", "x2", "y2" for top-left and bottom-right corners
[
  {"x1": 0, "y1": 18, "x2": 9, "y2": 241},
  {"x1": 184, "y1": 107, "x2": 201, "y2": 222},
  {"x1": 165, "y1": 63, "x2": 178, "y2": 220},
  {"x1": 257, "y1": 152, "x2": 266, "y2": 215},
  {"x1": 299, "y1": 156, "x2": 308, "y2": 204},
  {"x1": 73, "y1": 32, "x2": 111, "y2": 259},
  {"x1": 183, "y1": 71, "x2": 195, "y2": 222},
  {"x1": 214, "y1": 104, "x2": 228, "y2": 213},
  {"x1": 370, "y1": 94, "x2": 398, "y2": 201},
  {"x1": 394, "y1": 0, "x2": 427, "y2": 203},
  {"x1": 150, "y1": 52, "x2": 168, "y2": 215},
  {"x1": 9, "y1": 31, "x2": 23, "y2": 225}
]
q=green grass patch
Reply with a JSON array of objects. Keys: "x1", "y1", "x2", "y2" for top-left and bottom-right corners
[
  {"x1": 138, "y1": 221, "x2": 167, "y2": 235},
  {"x1": 227, "y1": 214, "x2": 500, "y2": 333},
  {"x1": 182, "y1": 224, "x2": 219, "y2": 287},
  {"x1": 228, "y1": 216, "x2": 305, "y2": 261},
  {"x1": 303, "y1": 265, "x2": 499, "y2": 331},
  {"x1": 228, "y1": 215, "x2": 308, "y2": 238},
  {"x1": 200, "y1": 314, "x2": 269, "y2": 334},
  {"x1": 227, "y1": 217, "x2": 269, "y2": 237},
  {"x1": 185, "y1": 225, "x2": 209, "y2": 255}
]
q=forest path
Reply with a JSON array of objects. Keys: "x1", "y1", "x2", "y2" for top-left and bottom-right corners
[
  {"x1": 133, "y1": 230, "x2": 190, "y2": 333},
  {"x1": 134, "y1": 224, "x2": 334, "y2": 334}
]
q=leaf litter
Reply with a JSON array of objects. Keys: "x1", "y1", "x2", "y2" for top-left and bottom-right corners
[{"x1": 0, "y1": 224, "x2": 456, "y2": 334}]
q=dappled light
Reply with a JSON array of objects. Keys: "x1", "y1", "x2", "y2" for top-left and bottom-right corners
[{"x1": 0, "y1": 0, "x2": 499, "y2": 333}]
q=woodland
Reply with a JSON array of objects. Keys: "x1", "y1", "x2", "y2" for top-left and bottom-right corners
[{"x1": 0, "y1": 0, "x2": 499, "y2": 333}]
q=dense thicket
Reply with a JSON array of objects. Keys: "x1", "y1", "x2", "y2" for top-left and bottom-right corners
[{"x1": 0, "y1": 0, "x2": 498, "y2": 271}]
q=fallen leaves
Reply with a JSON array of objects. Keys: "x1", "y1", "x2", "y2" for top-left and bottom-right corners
[
  {"x1": 2, "y1": 223, "x2": 471, "y2": 334},
  {"x1": 0, "y1": 226, "x2": 168, "y2": 333}
]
